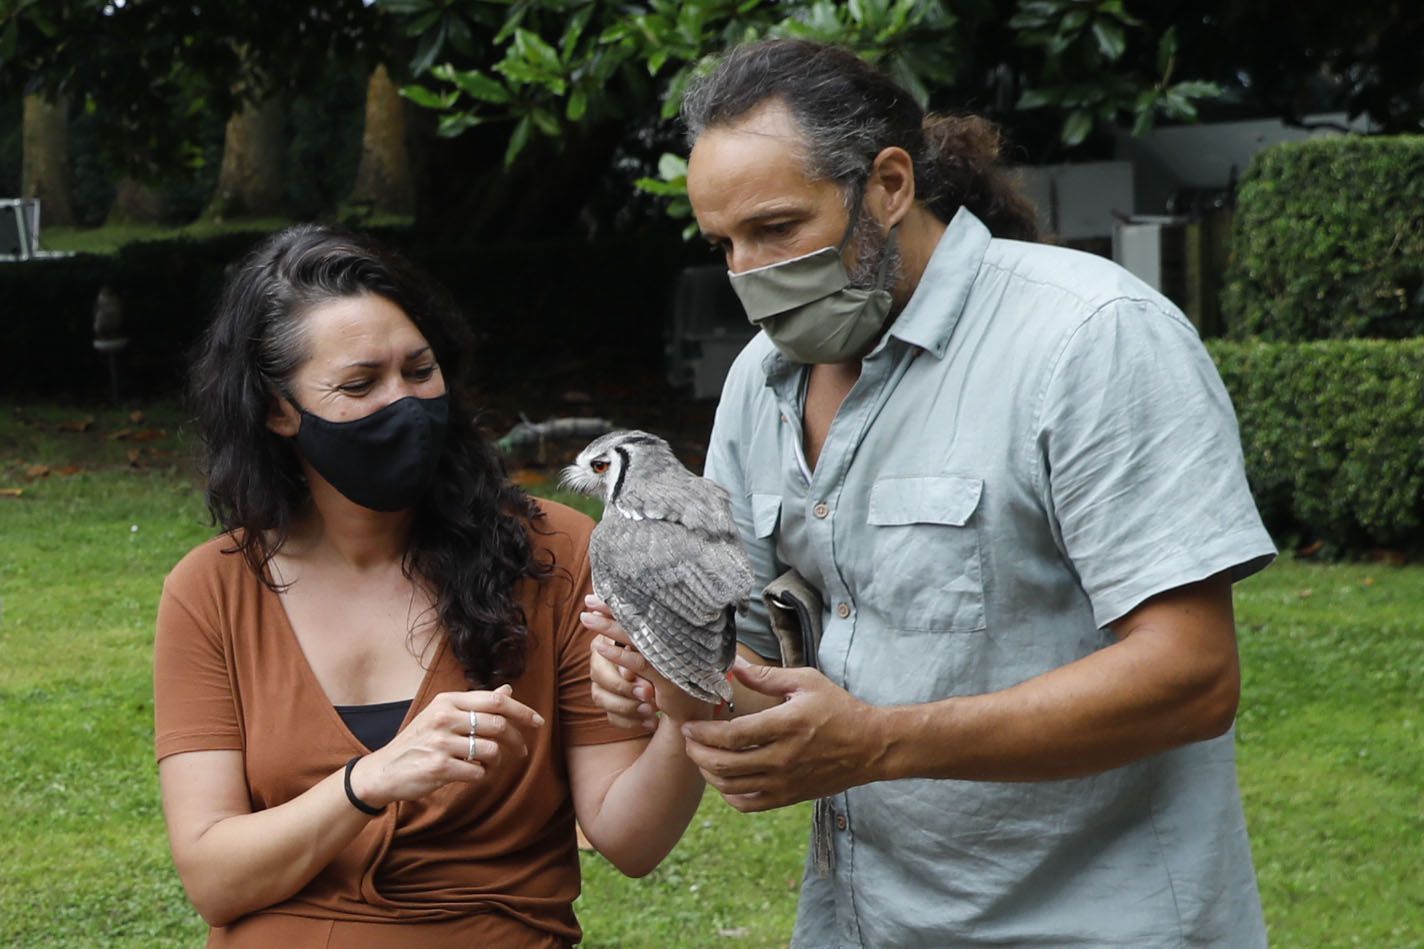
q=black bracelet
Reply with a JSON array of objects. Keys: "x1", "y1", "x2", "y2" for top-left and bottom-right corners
[{"x1": 343, "y1": 755, "x2": 385, "y2": 816}]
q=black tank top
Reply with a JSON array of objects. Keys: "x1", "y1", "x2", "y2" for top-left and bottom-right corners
[{"x1": 334, "y1": 698, "x2": 412, "y2": 751}]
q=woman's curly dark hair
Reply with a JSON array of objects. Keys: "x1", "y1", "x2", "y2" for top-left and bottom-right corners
[{"x1": 189, "y1": 224, "x2": 549, "y2": 686}]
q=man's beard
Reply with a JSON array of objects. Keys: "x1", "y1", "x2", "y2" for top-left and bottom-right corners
[{"x1": 846, "y1": 202, "x2": 903, "y2": 296}]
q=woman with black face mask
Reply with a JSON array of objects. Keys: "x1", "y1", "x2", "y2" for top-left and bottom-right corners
[{"x1": 155, "y1": 225, "x2": 710, "y2": 947}]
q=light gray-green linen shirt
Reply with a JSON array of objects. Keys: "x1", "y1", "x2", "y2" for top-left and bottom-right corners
[{"x1": 704, "y1": 208, "x2": 1276, "y2": 948}]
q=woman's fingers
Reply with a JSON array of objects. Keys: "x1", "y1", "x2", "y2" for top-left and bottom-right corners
[
  {"x1": 402, "y1": 689, "x2": 546, "y2": 767},
  {"x1": 591, "y1": 634, "x2": 653, "y2": 683},
  {"x1": 458, "y1": 687, "x2": 545, "y2": 730},
  {"x1": 465, "y1": 710, "x2": 530, "y2": 759},
  {"x1": 590, "y1": 637, "x2": 658, "y2": 730},
  {"x1": 593, "y1": 638, "x2": 657, "y2": 705}
]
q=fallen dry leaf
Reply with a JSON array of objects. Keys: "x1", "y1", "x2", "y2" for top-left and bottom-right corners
[
  {"x1": 0, "y1": 487, "x2": 23, "y2": 498},
  {"x1": 1297, "y1": 588, "x2": 1314, "y2": 599},
  {"x1": 129, "y1": 409, "x2": 145, "y2": 423},
  {"x1": 112, "y1": 427, "x2": 168, "y2": 442},
  {"x1": 56, "y1": 417, "x2": 95, "y2": 433},
  {"x1": 127, "y1": 448, "x2": 142, "y2": 467},
  {"x1": 25, "y1": 464, "x2": 50, "y2": 479},
  {"x1": 56, "y1": 465, "x2": 81, "y2": 477}
]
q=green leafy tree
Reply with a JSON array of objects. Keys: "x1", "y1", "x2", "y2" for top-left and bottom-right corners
[
  {"x1": 1008, "y1": 1, "x2": 1220, "y2": 146},
  {"x1": 396, "y1": 0, "x2": 960, "y2": 166},
  {"x1": 0, "y1": 0, "x2": 385, "y2": 220},
  {"x1": 381, "y1": 0, "x2": 1222, "y2": 236},
  {"x1": 1154, "y1": 0, "x2": 1424, "y2": 135}
]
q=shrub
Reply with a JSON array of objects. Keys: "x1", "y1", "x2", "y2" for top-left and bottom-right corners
[
  {"x1": 1221, "y1": 136, "x2": 1424, "y2": 341},
  {"x1": 1209, "y1": 339, "x2": 1424, "y2": 552},
  {"x1": 0, "y1": 224, "x2": 700, "y2": 398},
  {"x1": 0, "y1": 232, "x2": 274, "y2": 397}
]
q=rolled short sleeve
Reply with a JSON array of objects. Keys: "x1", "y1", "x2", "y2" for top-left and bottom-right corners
[
  {"x1": 153, "y1": 567, "x2": 244, "y2": 761},
  {"x1": 1037, "y1": 299, "x2": 1276, "y2": 628},
  {"x1": 705, "y1": 376, "x2": 783, "y2": 663}
]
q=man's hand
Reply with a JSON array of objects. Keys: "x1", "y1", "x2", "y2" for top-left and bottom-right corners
[{"x1": 680, "y1": 658, "x2": 886, "y2": 812}]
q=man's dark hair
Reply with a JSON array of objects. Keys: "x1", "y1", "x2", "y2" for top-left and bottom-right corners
[
  {"x1": 682, "y1": 39, "x2": 1039, "y2": 241},
  {"x1": 189, "y1": 224, "x2": 551, "y2": 686}
]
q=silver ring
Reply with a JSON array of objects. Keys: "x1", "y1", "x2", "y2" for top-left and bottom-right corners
[{"x1": 466, "y1": 710, "x2": 478, "y2": 762}]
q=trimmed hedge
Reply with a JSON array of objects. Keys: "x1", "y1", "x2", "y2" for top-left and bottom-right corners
[
  {"x1": 1, "y1": 226, "x2": 701, "y2": 398},
  {"x1": 1209, "y1": 338, "x2": 1424, "y2": 552},
  {"x1": 1, "y1": 232, "x2": 290, "y2": 396},
  {"x1": 1222, "y1": 136, "x2": 1424, "y2": 341}
]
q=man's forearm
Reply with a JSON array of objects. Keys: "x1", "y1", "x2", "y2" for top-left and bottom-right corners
[{"x1": 873, "y1": 576, "x2": 1240, "y2": 783}]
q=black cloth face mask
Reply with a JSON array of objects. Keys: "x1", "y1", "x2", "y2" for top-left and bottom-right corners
[{"x1": 289, "y1": 394, "x2": 449, "y2": 512}]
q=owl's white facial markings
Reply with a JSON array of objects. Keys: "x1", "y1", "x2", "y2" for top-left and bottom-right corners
[
  {"x1": 558, "y1": 457, "x2": 606, "y2": 496},
  {"x1": 560, "y1": 432, "x2": 644, "y2": 505}
]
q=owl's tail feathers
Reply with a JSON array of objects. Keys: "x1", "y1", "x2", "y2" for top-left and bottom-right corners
[
  {"x1": 719, "y1": 605, "x2": 739, "y2": 671},
  {"x1": 690, "y1": 667, "x2": 735, "y2": 705}
]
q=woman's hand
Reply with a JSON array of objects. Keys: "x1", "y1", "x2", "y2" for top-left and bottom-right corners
[
  {"x1": 582, "y1": 595, "x2": 717, "y2": 728},
  {"x1": 348, "y1": 684, "x2": 544, "y2": 808}
]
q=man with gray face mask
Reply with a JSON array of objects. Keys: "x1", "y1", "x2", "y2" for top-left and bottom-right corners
[{"x1": 586, "y1": 38, "x2": 1274, "y2": 948}]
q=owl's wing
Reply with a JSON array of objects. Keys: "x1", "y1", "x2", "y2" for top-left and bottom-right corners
[
  {"x1": 591, "y1": 515, "x2": 752, "y2": 703},
  {"x1": 619, "y1": 469, "x2": 741, "y2": 540}
]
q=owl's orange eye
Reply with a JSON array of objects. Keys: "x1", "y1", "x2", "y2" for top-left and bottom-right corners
[{"x1": 591, "y1": 459, "x2": 609, "y2": 474}]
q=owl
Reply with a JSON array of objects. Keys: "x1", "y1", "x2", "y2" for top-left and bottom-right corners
[{"x1": 562, "y1": 430, "x2": 754, "y2": 705}]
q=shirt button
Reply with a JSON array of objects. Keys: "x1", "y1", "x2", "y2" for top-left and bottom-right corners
[
  {"x1": 813, "y1": 502, "x2": 829, "y2": 519},
  {"x1": 835, "y1": 813, "x2": 848, "y2": 832},
  {"x1": 836, "y1": 602, "x2": 851, "y2": 619}
]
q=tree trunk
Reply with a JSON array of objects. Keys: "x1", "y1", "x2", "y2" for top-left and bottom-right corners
[
  {"x1": 207, "y1": 94, "x2": 286, "y2": 220},
  {"x1": 21, "y1": 93, "x2": 76, "y2": 227},
  {"x1": 349, "y1": 64, "x2": 414, "y2": 215},
  {"x1": 108, "y1": 176, "x2": 168, "y2": 225}
]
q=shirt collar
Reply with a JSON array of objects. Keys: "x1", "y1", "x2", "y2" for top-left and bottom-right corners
[{"x1": 885, "y1": 207, "x2": 991, "y2": 359}]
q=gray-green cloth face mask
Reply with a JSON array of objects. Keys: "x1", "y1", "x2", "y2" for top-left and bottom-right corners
[{"x1": 727, "y1": 210, "x2": 898, "y2": 365}]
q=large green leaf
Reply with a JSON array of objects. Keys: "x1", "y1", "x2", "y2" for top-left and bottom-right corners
[
  {"x1": 1061, "y1": 108, "x2": 1093, "y2": 146},
  {"x1": 433, "y1": 64, "x2": 512, "y2": 104},
  {"x1": 515, "y1": 27, "x2": 564, "y2": 72},
  {"x1": 1016, "y1": 87, "x2": 1055, "y2": 110},
  {"x1": 1091, "y1": 19, "x2": 1125, "y2": 60},
  {"x1": 504, "y1": 113, "x2": 532, "y2": 167},
  {"x1": 657, "y1": 152, "x2": 688, "y2": 181},
  {"x1": 565, "y1": 86, "x2": 587, "y2": 120},
  {"x1": 1171, "y1": 79, "x2": 1222, "y2": 100},
  {"x1": 400, "y1": 82, "x2": 458, "y2": 110}
]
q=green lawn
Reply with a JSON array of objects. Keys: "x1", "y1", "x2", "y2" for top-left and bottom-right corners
[{"x1": 1, "y1": 401, "x2": 1419, "y2": 947}]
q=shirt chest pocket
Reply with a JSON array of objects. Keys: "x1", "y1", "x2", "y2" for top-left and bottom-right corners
[{"x1": 864, "y1": 475, "x2": 987, "y2": 632}]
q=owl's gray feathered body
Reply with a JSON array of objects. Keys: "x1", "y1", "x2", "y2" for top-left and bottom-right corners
[{"x1": 563, "y1": 430, "x2": 754, "y2": 704}]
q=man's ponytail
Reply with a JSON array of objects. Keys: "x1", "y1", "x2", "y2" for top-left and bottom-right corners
[{"x1": 918, "y1": 114, "x2": 1039, "y2": 242}]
